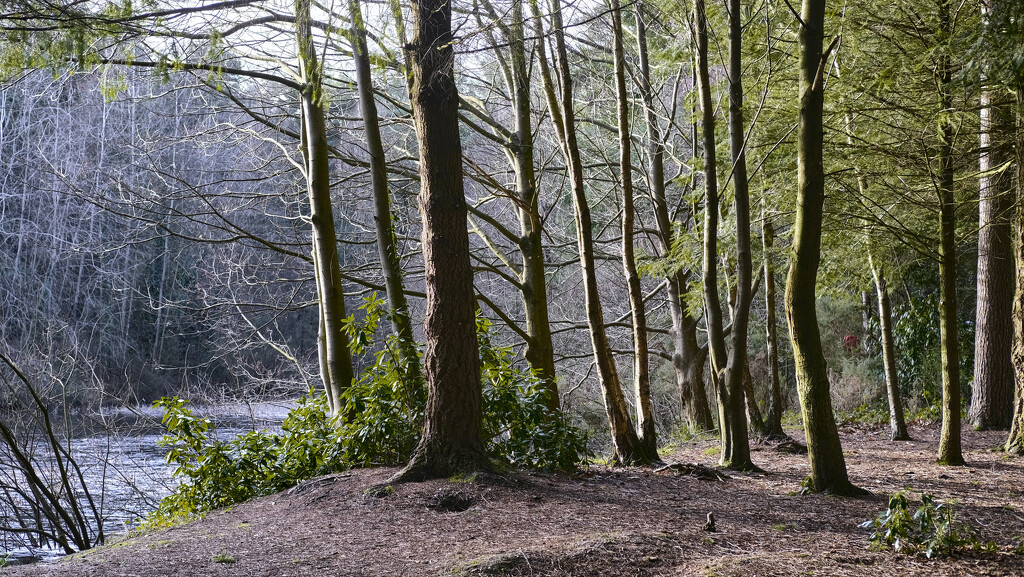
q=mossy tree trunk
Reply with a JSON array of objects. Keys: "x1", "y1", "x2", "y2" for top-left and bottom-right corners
[
  {"x1": 533, "y1": 0, "x2": 652, "y2": 465},
  {"x1": 694, "y1": 0, "x2": 729, "y2": 447},
  {"x1": 508, "y1": 0, "x2": 558, "y2": 410},
  {"x1": 762, "y1": 213, "x2": 786, "y2": 439},
  {"x1": 935, "y1": 0, "x2": 964, "y2": 467},
  {"x1": 695, "y1": 0, "x2": 755, "y2": 469},
  {"x1": 612, "y1": 0, "x2": 657, "y2": 457},
  {"x1": 785, "y1": 0, "x2": 862, "y2": 494},
  {"x1": 1004, "y1": 87, "x2": 1024, "y2": 455},
  {"x1": 722, "y1": 0, "x2": 756, "y2": 466}
]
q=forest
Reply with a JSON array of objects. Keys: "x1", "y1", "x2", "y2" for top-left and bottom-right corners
[{"x1": 0, "y1": 0, "x2": 1023, "y2": 574}]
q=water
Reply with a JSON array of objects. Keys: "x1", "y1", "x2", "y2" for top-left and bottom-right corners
[{"x1": 0, "y1": 402, "x2": 290, "y2": 565}]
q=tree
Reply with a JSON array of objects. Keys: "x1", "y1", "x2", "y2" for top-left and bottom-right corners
[
  {"x1": 694, "y1": 0, "x2": 755, "y2": 469},
  {"x1": 295, "y1": 0, "x2": 356, "y2": 416},
  {"x1": 611, "y1": 0, "x2": 658, "y2": 457},
  {"x1": 933, "y1": 0, "x2": 964, "y2": 467},
  {"x1": 969, "y1": 0, "x2": 1015, "y2": 432},
  {"x1": 348, "y1": 0, "x2": 425, "y2": 399},
  {"x1": 471, "y1": 0, "x2": 559, "y2": 411},
  {"x1": 635, "y1": 2, "x2": 714, "y2": 432},
  {"x1": 393, "y1": 0, "x2": 489, "y2": 480},
  {"x1": 1009, "y1": 91, "x2": 1024, "y2": 452},
  {"x1": 784, "y1": 0, "x2": 862, "y2": 494},
  {"x1": 868, "y1": 249, "x2": 911, "y2": 441},
  {"x1": 762, "y1": 212, "x2": 786, "y2": 438},
  {"x1": 530, "y1": 0, "x2": 653, "y2": 465}
]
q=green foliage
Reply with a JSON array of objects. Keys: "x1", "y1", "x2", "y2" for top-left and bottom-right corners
[
  {"x1": 146, "y1": 297, "x2": 589, "y2": 524},
  {"x1": 837, "y1": 403, "x2": 889, "y2": 425},
  {"x1": 477, "y1": 316, "x2": 591, "y2": 471},
  {"x1": 891, "y1": 292, "x2": 974, "y2": 409},
  {"x1": 860, "y1": 491, "x2": 995, "y2": 558},
  {"x1": 336, "y1": 293, "x2": 425, "y2": 467},
  {"x1": 146, "y1": 393, "x2": 344, "y2": 526}
]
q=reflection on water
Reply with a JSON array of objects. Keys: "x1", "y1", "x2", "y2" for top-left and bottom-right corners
[{"x1": 0, "y1": 402, "x2": 290, "y2": 565}]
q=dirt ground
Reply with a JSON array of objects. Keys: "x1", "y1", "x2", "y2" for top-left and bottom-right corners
[{"x1": 5, "y1": 423, "x2": 1024, "y2": 577}]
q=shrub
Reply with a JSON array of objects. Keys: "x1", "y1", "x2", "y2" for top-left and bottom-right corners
[
  {"x1": 146, "y1": 298, "x2": 590, "y2": 523},
  {"x1": 860, "y1": 490, "x2": 995, "y2": 558},
  {"x1": 147, "y1": 392, "x2": 343, "y2": 525},
  {"x1": 477, "y1": 316, "x2": 590, "y2": 472}
]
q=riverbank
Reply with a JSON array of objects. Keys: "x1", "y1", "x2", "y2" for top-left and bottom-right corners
[
  {"x1": 4, "y1": 423, "x2": 1023, "y2": 576},
  {"x1": 0, "y1": 400, "x2": 295, "y2": 564}
]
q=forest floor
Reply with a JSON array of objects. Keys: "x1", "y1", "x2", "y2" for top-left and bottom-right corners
[{"x1": 5, "y1": 422, "x2": 1024, "y2": 576}]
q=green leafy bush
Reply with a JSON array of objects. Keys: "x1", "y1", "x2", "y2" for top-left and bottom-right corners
[
  {"x1": 147, "y1": 393, "x2": 343, "y2": 526},
  {"x1": 860, "y1": 490, "x2": 995, "y2": 558},
  {"x1": 477, "y1": 316, "x2": 590, "y2": 471},
  {"x1": 146, "y1": 298, "x2": 589, "y2": 524}
]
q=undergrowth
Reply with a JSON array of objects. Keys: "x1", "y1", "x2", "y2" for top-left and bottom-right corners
[
  {"x1": 144, "y1": 297, "x2": 589, "y2": 527},
  {"x1": 860, "y1": 490, "x2": 997, "y2": 558}
]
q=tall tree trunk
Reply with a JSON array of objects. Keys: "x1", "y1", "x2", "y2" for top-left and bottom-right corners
[
  {"x1": 509, "y1": 0, "x2": 558, "y2": 410},
  {"x1": 1006, "y1": 87, "x2": 1024, "y2": 454},
  {"x1": 696, "y1": 0, "x2": 754, "y2": 469},
  {"x1": 694, "y1": 0, "x2": 730, "y2": 443},
  {"x1": 970, "y1": 0, "x2": 1015, "y2": 431},
  {"x1": 868, "y1": 252, "x2": 911, "y2": 441},
  {"x1": 785, "y1": 0, "x2": 861, "y2": 494},
  {"x1": 394, "y1": 0, "x2": 489, "y2": 480},
  {"x1": 720, "y1": 0, "x2": 755, "y2": 467},
  {"x1": 860, "y1": 291, "x2": 873, "y2": 351},
  {"x1": 538, "y1": 0, "x2": 651, "y2": 465},
  {"x1": 296, "y1": 0, "x2": 354, "y2": 415},
  {"x1": 611, "y1": 0, "x2": 657, "y2": 457},
  {"x1": 762, "y1": 213, "x2": 786, "y2": 438},
  {"x1": 349, "y1": 0, "x2": 424, "y2": 402},
  {"x1": 935, "y1": 0, "x2": 964, "y2": 466},
  {"x1": 844, "y1": 105, "x2": 910, "y2": 443}
]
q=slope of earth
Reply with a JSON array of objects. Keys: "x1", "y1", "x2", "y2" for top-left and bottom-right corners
[{"x1": 4, "y1": 424, "x2": 1023, "y2": 576}]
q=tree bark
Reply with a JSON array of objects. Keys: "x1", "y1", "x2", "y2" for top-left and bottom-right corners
[
  {"x1": 694, "y1": 0, "x2": 728, "y2": 440},
  {"x1": 935, "y1": 0, "x2": 964, "y2": 467},
  {"x1": 672, "y1": 273, "x2": 715, "y2": 431},
  {"x1": 394, "y1": 0, "x2": 489, "y2": 480},
  {"x1": 349, "y1": 0, "x2": 424, "y2": 402},
  {"x1": 635, "y1": 3, "x2": 713, "y2": 432},
  {"x1": 612, "y1": 0, "x2": 657, "y2": 457},
  {"x1": 696, "y1": 0, "x2": 754, "y2": 469},
  {"x1": 970, "y1": 0, "x2": 1015, "y2": 431},
  {"x1": 296, "y1": 0, "x2": 354, "y2": 415},
  {"x1": 762, "y1": 213, "x2": 786, "y2": 438},
  {"x1": 743, "y1": 358, "x2": 767, "y2": 437},
  {"x1": 868, "y1": 253, "x2": 911, "y2": 441},
  {"x1": 785, "y1": 0, "x2": 862, "y2": 494}
]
